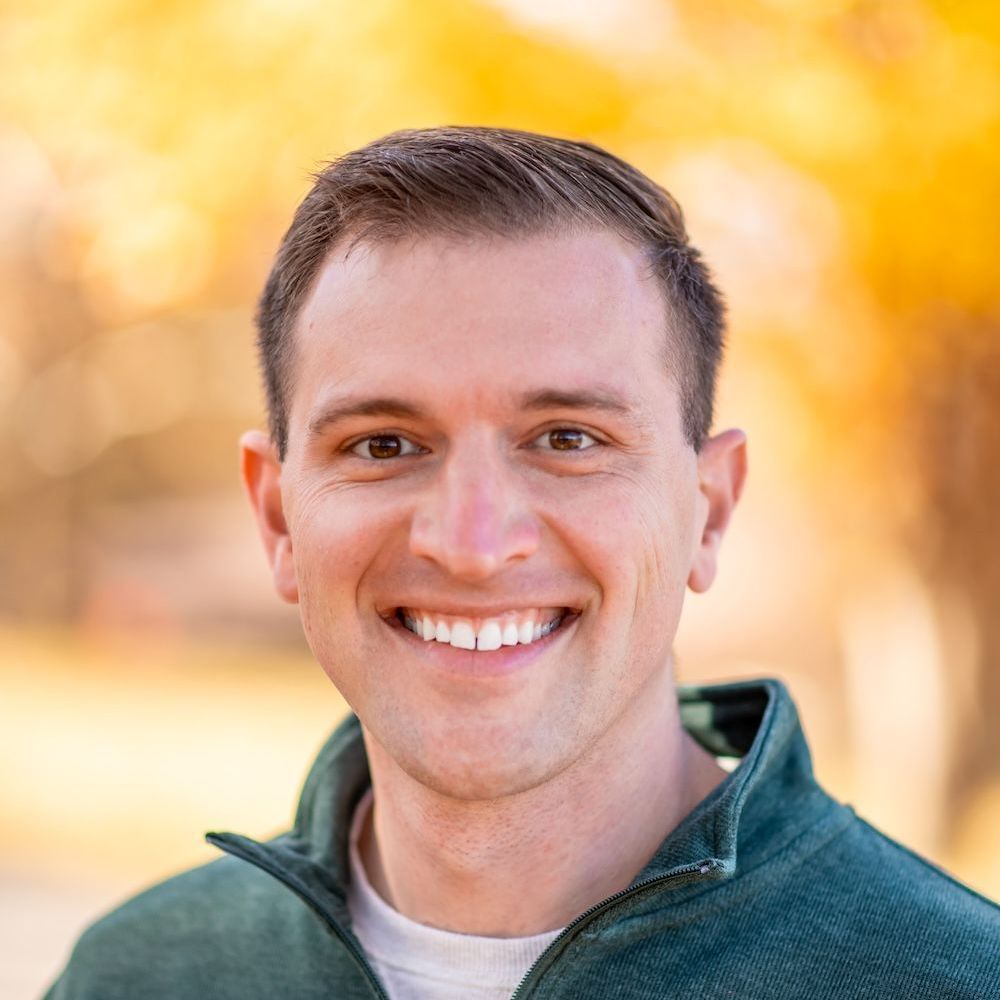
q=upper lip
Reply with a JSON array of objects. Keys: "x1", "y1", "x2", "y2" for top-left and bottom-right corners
[{"x1": 379, "y1": 601, "x2": 582, "y2": 619}]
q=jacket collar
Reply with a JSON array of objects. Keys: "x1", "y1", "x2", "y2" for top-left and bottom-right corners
[
  {"x1": 635, "y1": 678, "x2": 834, "y2": 884},
  {"x1": 209, "y1": 678, "x2": 833, "y2": 909}
]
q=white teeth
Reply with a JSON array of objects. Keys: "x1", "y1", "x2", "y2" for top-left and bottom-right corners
[
  {"x1": 400, "y1": 609, "x2": 566, "y2": 649},
  {"x1": 449, "y1": 622, "x2": 476, "y2": 650},
  {"x1": 477, "y1": 621, "x2": 502, "y2": 651}
]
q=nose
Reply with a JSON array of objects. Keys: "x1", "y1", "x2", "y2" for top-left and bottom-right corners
[{"x1": 409, "y1": 441, "x2": 541, "y2": 582}]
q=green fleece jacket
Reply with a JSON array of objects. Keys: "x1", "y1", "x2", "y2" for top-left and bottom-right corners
[{"x1": 45, "y1": 679, "x2": 1000, "y2": 998}]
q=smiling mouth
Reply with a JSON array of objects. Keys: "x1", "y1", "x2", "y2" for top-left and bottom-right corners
[{"x1": 394, "y1": 607, "x2": 572, "y2": 651}]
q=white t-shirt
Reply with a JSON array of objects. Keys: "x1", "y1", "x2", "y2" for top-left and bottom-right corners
[{"x1": 347, "y1": 791, "x2": 563, "y2": 1000}]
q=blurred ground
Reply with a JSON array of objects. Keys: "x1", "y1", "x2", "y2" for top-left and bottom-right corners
[{"x1": 0, "y1": 628, "x2": 348, "y2": 998}]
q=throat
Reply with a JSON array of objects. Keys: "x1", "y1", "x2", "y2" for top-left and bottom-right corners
[{"x1": 357, "y1": 664, "x2": 710, "y2": 937}]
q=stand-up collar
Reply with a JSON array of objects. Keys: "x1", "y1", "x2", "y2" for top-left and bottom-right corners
[
  {"x1": 210, "y1": 679, "x2": 838, "y2": 912},
  {"x1": 291, "y1": 679, "x2": 828, "y2": 884},
  {"x1": 634, "y1": 678, "x2": 836, "y2": 886}
]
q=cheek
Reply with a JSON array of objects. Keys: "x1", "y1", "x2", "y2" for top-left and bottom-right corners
[
  {"x1": 289, "y1": 499, "x2": 399, "y2": 713},
  {"x1": 555, "y1": 471, "x2": 694, "y2": 604},
  {"x1": 643, "y1": 488, "x2": 696, "y2": 597},
  {"x1": 290, "y1": 489, "x2": 391, "y2": 625}
]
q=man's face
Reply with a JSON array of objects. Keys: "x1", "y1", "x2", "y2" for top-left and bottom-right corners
[{"x1": 247, "y1": 229, "x2": 737, "y2": 800}]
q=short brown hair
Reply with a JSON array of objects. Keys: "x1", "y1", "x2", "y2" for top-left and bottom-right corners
[{"x1": 257, "y1": 126, "x2": 726, "y2": 458}]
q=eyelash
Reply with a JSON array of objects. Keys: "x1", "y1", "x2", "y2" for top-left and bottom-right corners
[
  {"x1": 347, "y1": 434, "x2": 426, "y2": 460},
  {"x1": 345, "y1": 426, "x2": 602, "y2": 460},
  {"x1": 530, "y1": 427, "x2": 600, "y2": 452}
]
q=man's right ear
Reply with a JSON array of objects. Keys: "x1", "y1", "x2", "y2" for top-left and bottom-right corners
[{"x1": 240, "y1": 430, "x2": 299, "y2": 604}]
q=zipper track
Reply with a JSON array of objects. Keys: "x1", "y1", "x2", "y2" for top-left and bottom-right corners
[
  {"x1": 510, "y1": 860, "x2": 716, "y2": 998},
  {"x1": 206, "y1": 834, "x2": 390, "y2": 1000},
  {"x1": 211, "y1": 832, "x2": 715, "y2": 1000}
]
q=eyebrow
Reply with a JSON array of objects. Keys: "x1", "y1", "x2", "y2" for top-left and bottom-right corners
[
  {"x1": 308, "y1": 397, "x2": 428, "y2": 437},
  {"x1": 518, "y1": 388, "x2": 635, "y2": 417},
  {"x1": 307, "y1": 386, "x2": 638, "y2": 437}
]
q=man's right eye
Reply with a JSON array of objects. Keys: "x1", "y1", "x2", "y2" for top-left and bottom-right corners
[{"x1": 349, "y1": 434, "x2": 424, "y2": 460}]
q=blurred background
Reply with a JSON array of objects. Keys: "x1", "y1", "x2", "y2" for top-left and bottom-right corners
[{"x1": 2, "y1": 0, "x2": 998, "y2": 994}]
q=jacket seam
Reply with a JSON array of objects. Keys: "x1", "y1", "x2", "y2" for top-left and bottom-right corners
[{"x1": 854, "y1": 817, "x2": 1000, "y2": 913}]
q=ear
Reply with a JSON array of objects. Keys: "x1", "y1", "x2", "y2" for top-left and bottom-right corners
[
  {"x1": 240, "y1": 430, "x2": 299, "y2": 604},
  {"x1": 687, "y1": 428, "x2": 747, "y2": 594}
]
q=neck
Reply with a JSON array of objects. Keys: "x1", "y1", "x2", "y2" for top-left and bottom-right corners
[{"x1": 358, "y1": 669, "x2": 725, "y2": 937}]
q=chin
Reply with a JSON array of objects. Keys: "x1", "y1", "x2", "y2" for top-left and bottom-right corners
[
  {"x1": 401, "y1": 754, "x2": 557, "y2": 803},
  {"x1": 384, "y1": 716, "x2": 577, "y2": 803}
]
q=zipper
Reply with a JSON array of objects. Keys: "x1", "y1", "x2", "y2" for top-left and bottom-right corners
[
  {"x1": 510, "y1": 859, "x2": 718, "y2": 999},
  {"x1": 210, "y1": 831, "x2": 716, "y2": 1000},
  {"x1": 206, "y1": 833, "x2": 391, "y2": 1000}
]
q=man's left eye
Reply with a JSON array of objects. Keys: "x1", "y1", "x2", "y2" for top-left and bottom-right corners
[
  {"x1": 350, "y1": 434, "x2": 424, "y2": 459},
  {"x1": 532, "y1": 428, "x2": 598, "y2": 451}
]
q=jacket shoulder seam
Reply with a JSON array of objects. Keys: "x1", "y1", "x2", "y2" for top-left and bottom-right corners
[{"x1": 853, "y1": 815, "x2": 1000, "y2": 913}]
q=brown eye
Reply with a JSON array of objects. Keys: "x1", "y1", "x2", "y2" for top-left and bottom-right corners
[
  {"x1": 368, "y1": 435, "x2": 402, "y2": 458},
  {"x1": 350, "y1": 434, "x2": 423, "y2": 459},
  {"x1": 545, "y1": 428, "x2": 595, "y2": 451},
  {"x1": 550, "y1": 429, "x2": 583, "y2": 450}
]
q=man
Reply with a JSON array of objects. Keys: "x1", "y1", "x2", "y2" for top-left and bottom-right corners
[{"x1": 47, "y1": 127, "x2": 998, "y2": 999}]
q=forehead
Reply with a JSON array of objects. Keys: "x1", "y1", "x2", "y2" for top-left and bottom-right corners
[{"x1": 289, "y1": 229, "x2": 677, "y2": 426}]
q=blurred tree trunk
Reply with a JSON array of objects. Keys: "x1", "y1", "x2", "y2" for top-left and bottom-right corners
[{"x1": 903, "y1": 312, "x2": 1000, "y2": 818}]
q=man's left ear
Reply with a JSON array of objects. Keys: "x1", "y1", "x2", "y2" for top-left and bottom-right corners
[{"x1": 688, "y1": 428, "x2": 747, "y2": 594}]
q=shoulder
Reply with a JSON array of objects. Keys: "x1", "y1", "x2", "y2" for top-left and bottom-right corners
[
  {"x1": 44, "y1": 853, "x2": 339, "y2": 1000},
  {"x1": 754, "y1": 808, "x2": 1000, "y2": 997},
  {"x1": 607, "y1": 807, "x2": 999, "y2": 999},
  {"x1": 831, "y1": 812, "x2": 1000, "y2": 933}
]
